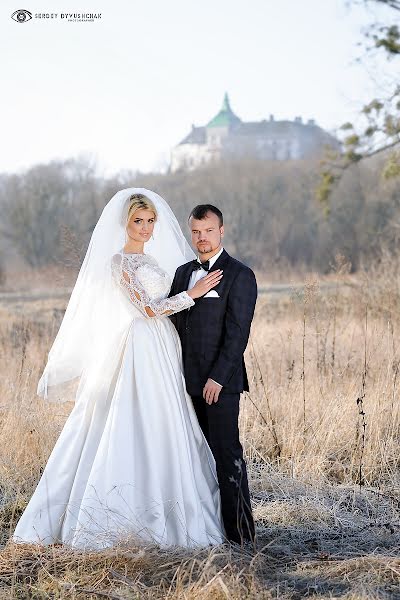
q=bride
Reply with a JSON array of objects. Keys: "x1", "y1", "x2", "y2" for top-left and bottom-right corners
[{"x1": 12, "y1": 188, "x2": 226, "y2": 550}]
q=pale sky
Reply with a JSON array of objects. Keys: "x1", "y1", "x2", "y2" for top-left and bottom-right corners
[{"x1": 0, "y1": 0, "x2": 396, "y2": 176}]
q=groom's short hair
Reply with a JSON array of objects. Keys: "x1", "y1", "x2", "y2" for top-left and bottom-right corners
[{"x1": 189, "y1": 204, "x2": 223, "y2": 227}]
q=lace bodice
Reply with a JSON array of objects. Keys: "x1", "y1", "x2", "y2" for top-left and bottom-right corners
[{"x1": 111, "y1": 251, "x2": 194, "y2": 318}]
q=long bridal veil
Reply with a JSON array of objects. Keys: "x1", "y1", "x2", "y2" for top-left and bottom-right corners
[{"x1": 38, "y1": 188, "x2": 195, "y2": 406}]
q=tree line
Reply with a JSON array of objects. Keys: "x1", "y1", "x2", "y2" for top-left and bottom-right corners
[{"x1": 0, "y1": 153, "x2": 399, "y2": 275}]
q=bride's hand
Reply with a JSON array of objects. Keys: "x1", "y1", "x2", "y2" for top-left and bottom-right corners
[{"x1": 187, "y1": 270, "x2": 223, "y2": 299}]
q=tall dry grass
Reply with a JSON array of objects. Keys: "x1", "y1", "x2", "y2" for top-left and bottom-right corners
[
  {"x1": 246, "y1": 253, "x2": 400, "y2": 490},
  {"x1": 0, "y1": 253, "x2": 400, "y2": 597}
]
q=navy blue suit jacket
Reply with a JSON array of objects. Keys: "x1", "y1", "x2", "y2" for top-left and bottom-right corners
[{"x1": 169, "y1": 249, "x2": 257, "y2": 396}]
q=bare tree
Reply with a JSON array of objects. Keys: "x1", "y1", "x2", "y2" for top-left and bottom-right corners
[
  {"x1": 0, "y1": 156, "x2": 100, "y2": 268},
  {"x1": 318, "y1": 0, "x2": 400, "y2": 208}
]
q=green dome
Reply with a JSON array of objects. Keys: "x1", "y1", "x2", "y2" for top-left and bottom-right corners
[{"x1": 206, "y1": 93, "x2": 241, "y2": 128}]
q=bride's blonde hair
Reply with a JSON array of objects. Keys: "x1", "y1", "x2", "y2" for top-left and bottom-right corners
[{"x1": 127, "y1": 193, "x2": 158, "y2": 223}]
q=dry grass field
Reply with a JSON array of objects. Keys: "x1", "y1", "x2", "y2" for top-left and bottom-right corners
[{"x1": 0, "y1": 254, "x2": 400, "y2": 598}]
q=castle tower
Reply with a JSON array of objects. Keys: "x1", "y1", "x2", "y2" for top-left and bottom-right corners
[{"x1": 206, "y1": 93, "x2": 241, "y2": 149}]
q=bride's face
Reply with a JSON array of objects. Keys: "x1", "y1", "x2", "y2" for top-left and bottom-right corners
[{"x1": 127, "y1": 209, "x2": 156, "y2": 242}]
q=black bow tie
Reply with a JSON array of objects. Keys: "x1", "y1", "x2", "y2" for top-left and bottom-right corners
[{"x1": 190, "y1": 259, "x2": 210, "y2": 272}]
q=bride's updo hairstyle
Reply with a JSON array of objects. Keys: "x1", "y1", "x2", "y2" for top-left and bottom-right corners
[{"x1": 126, "y1": 193, "x2": 158, "y2": 224}]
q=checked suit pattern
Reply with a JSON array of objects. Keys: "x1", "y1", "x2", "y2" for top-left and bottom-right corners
[{"x1": 169, "y1": 249, "x2": 257, "y2": 544}]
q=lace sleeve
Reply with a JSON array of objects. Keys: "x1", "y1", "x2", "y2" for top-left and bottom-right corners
[{"x1": 111, "y1": 254, "x2": 194, "y2": 318}]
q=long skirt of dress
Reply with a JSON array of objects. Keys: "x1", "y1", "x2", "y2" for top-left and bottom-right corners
[{"x1": 12, "y1": 317, "x2": 225, "y2": 549}]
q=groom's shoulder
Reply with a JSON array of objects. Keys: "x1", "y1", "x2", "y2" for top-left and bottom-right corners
[
  {"x1": 173, "y1": 260, "x2": 192, "y2": 280},
  {"x1": 224, "y1": 252, "x2": 256, "y2": 279},
  {"x1": 176, "y1": 261, "x2": 191, "y2": 275}
]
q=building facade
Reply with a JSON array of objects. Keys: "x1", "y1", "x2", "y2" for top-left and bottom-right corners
[{"x1": 170, "y1": 93, "x2": 339, "y2": 172}]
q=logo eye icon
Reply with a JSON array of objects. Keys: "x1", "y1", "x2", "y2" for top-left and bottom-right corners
[{"x1": 11, "y1": 9, "x2": 32, "y2": 23}]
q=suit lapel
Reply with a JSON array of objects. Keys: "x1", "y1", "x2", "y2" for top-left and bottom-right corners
[
  {"x1": 208, "y1": 248, "x2": 230, "y2": 272},
  {"x1": 182, "y1": 262, "x2": 194, "y2": 292},
  {"x1": 205, "y1": 249, "x2": 230, "y2": 297}
]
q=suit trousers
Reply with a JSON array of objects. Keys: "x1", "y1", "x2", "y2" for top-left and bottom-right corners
[{"x1": 190, "y1": 391, "x2": 256, "y2": 545}]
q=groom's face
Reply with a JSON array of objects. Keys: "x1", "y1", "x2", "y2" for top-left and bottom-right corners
[{"x1": 189, "y1": 212, "x2": 224, "y2": 256}]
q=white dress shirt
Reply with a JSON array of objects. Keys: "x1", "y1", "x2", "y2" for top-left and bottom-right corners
[
  {"x1": 188, "y1": 246, "x2": 224, "y2": 389},
  {"x1": 188, "y1": 246, "x2": 224, "y2": 291}
]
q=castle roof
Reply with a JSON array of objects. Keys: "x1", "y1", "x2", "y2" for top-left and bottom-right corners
[
  {"x1": 178, "y1": 121, "x2": 326, "y2": 146},
  {"x1": 206, "y1": 93, "x2": 241, "y2": 128},
  {"x1": 177, "y1": 94, "x2": 333, "y2": 146},
  {"x1": 179, "y1": 126, "x2": 206, "y2": 145}
]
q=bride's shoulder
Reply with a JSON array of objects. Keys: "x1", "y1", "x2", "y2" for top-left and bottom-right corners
[
  {"x1": 111, "y1": 252, "x2": 122, "y2": 267},
  {"x1": 112, "y1": 251, "x2": 158, "y2": 269}
]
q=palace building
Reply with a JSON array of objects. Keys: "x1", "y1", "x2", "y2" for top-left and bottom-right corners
[{"x1": 170, "y1": 93, "x2": 339, "y2": 172}]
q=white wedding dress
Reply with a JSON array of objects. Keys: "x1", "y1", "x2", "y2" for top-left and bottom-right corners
[{"x1": 13, "y1": 250, "x2": 225, "y2": 550}]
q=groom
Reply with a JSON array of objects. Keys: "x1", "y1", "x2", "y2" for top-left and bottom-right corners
[{"x1": 169, "y1": 204, "x2": 257, "y2": 546}]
